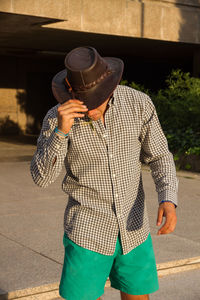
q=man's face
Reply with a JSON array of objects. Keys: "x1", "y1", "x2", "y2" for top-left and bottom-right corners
[
  {"x1": 86, "y1": 97, "x2": 110, "y2": 121},
  {"x1": 87, "y1": 107, "x2": 103, "y2": 121}
]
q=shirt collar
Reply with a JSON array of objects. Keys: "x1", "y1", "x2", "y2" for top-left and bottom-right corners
[{"x1": 108, "y1": 95, "x2": 115, "y2": 107}]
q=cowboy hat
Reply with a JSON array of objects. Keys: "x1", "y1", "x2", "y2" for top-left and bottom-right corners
[{"x1": 52, "y1": 46, "x2": 124, "y2": 110}]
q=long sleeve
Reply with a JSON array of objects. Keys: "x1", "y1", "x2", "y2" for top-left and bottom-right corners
[
  {"x1": 30, "y1": 105, "x2": 68, "y2": 188},
  {"x1": 140, "y1": 97, "x2": 178, "y2": 206}
]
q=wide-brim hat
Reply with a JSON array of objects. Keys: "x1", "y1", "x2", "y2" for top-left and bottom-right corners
[{"x1": 52, "y1": 46, "x2": 124, "y2": 110}]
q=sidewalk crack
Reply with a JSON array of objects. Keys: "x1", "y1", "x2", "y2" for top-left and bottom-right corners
[{"x1": 0, "y1": 232, "x2": 62, "y2": 265}]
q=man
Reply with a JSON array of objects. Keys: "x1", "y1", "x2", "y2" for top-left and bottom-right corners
[{"x1": 30, "y1": 46, "x2": 178, "y2": 300}]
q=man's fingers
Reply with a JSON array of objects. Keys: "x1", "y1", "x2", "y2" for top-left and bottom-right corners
[
  {"x1": 58, "y1": 111, "x2": 86, "y2": 121},
  {"x1": 158, "y1": 224, "x2": 175, "y2": 235},
  {"x1": 58, "y1": 100, "x2": 85, "y2": 110},
  {"x1": 63, "y1": 99, "x2": 84, "y2": 105},
  {"x1": 58, "y1": 106, "x2": 88, "y2": 116},
  {"x1": 157, "y1": 218, "x2": 171, "y2": 235},
  {"x1": 70, "y1": 113, "x2": 86, "y2": 119},
  {"x1": 157, "y1": 214, "x2": 177, "y2": 235},
  {"x1": 157, "y1": 202, "x2": 177, "y2": 235},
  {"x1": 58, "y1": 104, "x2": 88, "y2": 112},
  {"x1": 57, "y1": 99, "x2": 89, "y2": 134},
  {"x1": 157, "y1": 207, "x2": 164, "y2": 226},
  {"x1": 57, "y1": 104, "x2": 88, "y2": 120}
]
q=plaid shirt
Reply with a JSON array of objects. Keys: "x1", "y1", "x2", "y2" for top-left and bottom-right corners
[{"x1": 30, "y1": 85, "x2": 178, "y2": 255}]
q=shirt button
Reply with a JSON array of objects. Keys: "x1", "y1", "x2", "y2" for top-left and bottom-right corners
[
  {"x1": 110, "y1": 154, "x2": 113, "y2": 158},
  {"x1": 113, "y1": 174, "x2": 116, "y2": 178},
  {"x1": 115, "y1": 194, "x2": 118, "y2": 198}
]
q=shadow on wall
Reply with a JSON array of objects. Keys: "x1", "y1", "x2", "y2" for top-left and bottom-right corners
[
  {"x1": 176, "y1": 0, "x2": 197, "y2": 42},
  {"x1": 175, "y1": 0, "x2": 200, "y2": 76},
  {"x1": 17, "y1": 72, "x2": 57, "y2": 134},
  {"x1": 0, "y1": 288, "x2": 8, "y2": 300},
  {"x1": 0, "y1": 116, "x2": 22, "y2": 135}
]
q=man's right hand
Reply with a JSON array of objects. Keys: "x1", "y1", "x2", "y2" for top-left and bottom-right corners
[{"x1": 57, "y1": 99, "x2": 88, "y2": 134}]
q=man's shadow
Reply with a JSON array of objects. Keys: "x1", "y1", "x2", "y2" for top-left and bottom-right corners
[{"x1": 126, "y1": 177, "x2": 144, "y2": 231}]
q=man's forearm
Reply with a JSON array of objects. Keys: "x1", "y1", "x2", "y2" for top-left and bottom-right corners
[
  {"x1": 149, "y1": 153, "x2": 178, "y2": 207},
  {"x1": 30, "y1": 118, "x2": 68, "y2": 188}
]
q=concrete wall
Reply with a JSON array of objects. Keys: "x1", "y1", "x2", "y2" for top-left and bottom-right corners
[
  {"x1": 0, "y1": 0, "x2": 200, "y2": 134},
  {"x1": 0, "y1": 57, "x2": 26, "y2": 133},
  {"x1": 0, "y1": 56, "x2": 60, "y2": 134},
  {"x1": 1, "y1": 0, "x2": 200, "y2": 44}
]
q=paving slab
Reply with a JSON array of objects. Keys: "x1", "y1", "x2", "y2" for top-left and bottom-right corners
[
  {"x1": 0, "y1": 138, "x2": 36, "y2": 162},
  {"x1": 143, "y1": 168, "x2": 200, "y2": 263},
  {"x1": 101, "y1": 269, "x2": 200, "y2": 300},
  {"x1": 0, "y1": 235, "x2": 62, "y2": 294},
  {"x1": 1, "y1": 269, "x2": 200, "y2": 299},
  {"x1": 0, "y1": 152, "x2": 200, "y2": 296},
  {"x1": 152, "y1": 234, "x2": 200, "y2": 264},
  {"x1": 144, "y1": 170, "x2": 200, "y2": 242}
]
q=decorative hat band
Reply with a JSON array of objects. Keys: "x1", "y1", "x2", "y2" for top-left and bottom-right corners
[{"x1": 65, "y1": 69, "x2": 112, "y2": 92}]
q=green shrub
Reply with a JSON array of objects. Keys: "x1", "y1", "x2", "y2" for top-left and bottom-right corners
[
  {"x1": 120, "y1": 79, "x2": 150, "y2": 95},
  {"x1": 152, "y1": 70, "x2": 200, "y2": 134},
  {"x1": 121, "y1": 70, "x2": 200, "y2": 158}
]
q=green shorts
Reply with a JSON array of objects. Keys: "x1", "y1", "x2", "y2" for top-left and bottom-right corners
[{"x1": 59, "y1": 233, "x2": 159, "y2": 300}]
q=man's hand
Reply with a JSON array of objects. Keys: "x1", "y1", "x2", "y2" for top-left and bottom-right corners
[
  {"x1": 156, "y1": 202, "x2": 177, "y2": 235},
  {"x1": 57, "y1": 99, "x2": 88, "y2": 134}
]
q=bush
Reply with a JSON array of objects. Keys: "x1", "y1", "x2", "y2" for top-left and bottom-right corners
[
  {"x1": 152, "y1": 70, "x2": 200, "y2": 133},
  {"x1": 121, "y1": 70, "x2": 200, "y2": 161}
]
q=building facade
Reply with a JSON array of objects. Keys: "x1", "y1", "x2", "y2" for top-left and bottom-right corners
[{"x1": 0, "y1": 0, "x2": 200, "y2": 133}]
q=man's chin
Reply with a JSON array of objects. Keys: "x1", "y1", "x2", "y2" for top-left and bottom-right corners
[{"x1": 88, "y1": 115, "x2": 101, "y2": 121}]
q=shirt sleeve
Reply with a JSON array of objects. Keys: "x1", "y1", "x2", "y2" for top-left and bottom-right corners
[
  {"x1": 139, "y1": 97, "x2": 178, "y2": 207},
  {"x1": 30, "y1": 106, "x2": 68, "y2": 188}
]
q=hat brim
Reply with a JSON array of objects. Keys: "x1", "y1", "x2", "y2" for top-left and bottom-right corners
[{"x1": 52, "y1": 57, "x2": 124, "y2": 110}]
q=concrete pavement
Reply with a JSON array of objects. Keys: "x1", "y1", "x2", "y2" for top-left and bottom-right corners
[
  {"x1": 102, "y1": 269, "x2": 200, "y2": 300},
  {"x1": 0, "y1": 136, "x2": 200, "y2": 299}
]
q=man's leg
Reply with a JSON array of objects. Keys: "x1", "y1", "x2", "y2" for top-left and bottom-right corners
[
  {"x1": 96, "y1": 292, "x2": 149, "y2": 300},
  {"x1": 120, "y1": 292, "x2": 149, "y2": 300}
]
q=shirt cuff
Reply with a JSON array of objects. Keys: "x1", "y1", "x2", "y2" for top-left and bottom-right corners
[
  {"x1": 47, "y1": 131, "x2": 68, "y2": 154},
  {"x1": 158, "y1": 189, "x2": 178, "y2": 207}
]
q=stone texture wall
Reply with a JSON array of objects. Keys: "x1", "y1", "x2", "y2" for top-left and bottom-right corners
[
  {"x1": 0, "y1": 56, "x2": 26, "y2": 134},
  {"x1": 0, "y1": 56, "x2": 58, "y2": 134},
  {"x1": 1, "y1": 0, "x2": 200, "y2": 44}
]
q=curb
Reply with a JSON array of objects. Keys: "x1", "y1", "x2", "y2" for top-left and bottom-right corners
[
  {"x1": 1, "y1": 256, "x2": 200, "y2": 300},
  {"x1": 0, "y1": 283, "x2": 59, "y2": 300},
  {"x1": 157, "y1": 256, "x2": 200, "y2": 277}
]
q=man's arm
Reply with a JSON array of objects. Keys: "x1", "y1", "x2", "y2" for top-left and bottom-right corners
[
  {"x1": 30, "y1": 99, "x2": 88, "y2": 188},
  {"x1": 140, "y1": 97, "x2": 178, "y2": 235},
  {"x1": 30, "y1": 106, "x2": 69, "y2": 187}
]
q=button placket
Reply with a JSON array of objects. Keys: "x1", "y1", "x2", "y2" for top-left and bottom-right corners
[
  {"x1": 102, "y1": 133, "x2": 108, "y2": 139},
  {"x1": 104, "y1": 119, "x2": 122, "y2": 221}
]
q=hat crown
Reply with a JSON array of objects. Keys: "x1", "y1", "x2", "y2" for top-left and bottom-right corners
[
  {"x1": 64, "y1": 47, "x2": 108, "y2": 90},
  {"x1": 52, "y1": 45, "x2": 124, "y2": 110}
]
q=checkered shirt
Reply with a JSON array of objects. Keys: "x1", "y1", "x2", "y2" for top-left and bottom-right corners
[{"x1": 30, "y1": 85, "x2": 178, "y2": 255}]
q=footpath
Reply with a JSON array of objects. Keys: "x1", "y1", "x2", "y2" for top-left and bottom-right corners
[{"x1": 0, "y1": 135, "x2": 200, "y2": 300}]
